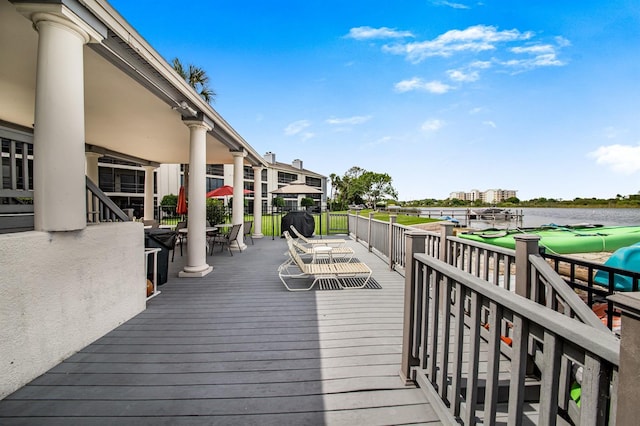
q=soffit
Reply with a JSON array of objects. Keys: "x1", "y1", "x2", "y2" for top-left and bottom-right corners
[{"x1": 0, "y1": 0, "x2": 261, "y2": 166}]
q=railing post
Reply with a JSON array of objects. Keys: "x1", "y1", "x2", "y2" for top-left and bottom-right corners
[
  {"x1": 400, "y1": 231, "x2": 427, "y2": 385},
  {"x1": 389, "y1": 215, "x2": 397, "y2": 270},
  {"x1": 368, "y1": 211, "x2": 374, "y2": 252},
  {"x1": 354, "y1": 210, "x2": 359, "y2": 242},
  {"x1": 608, "y1": 292, "x2": 640, "y2": 424},
  {"x1": 514, "y1": 234, "x2": 541, "y2": 376},
  {"x1": 439, "y1": 222, "x2": 455, "y2": 263},
  {"x1": 514, "y1": 234, "x2": 541, "y2": 299}
]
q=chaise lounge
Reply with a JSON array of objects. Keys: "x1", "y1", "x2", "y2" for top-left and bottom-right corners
[{"x1": 278, "y1": 237, "x2": 372, "y2": 291}]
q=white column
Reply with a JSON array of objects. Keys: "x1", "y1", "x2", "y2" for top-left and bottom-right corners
[
  {"x1": 143, "y1": 166, "x2": 156, "y2": 221},
  {"x1": 252, "y1": 165, "x2": 264, "y2": 238},
  {"x1": 232, "y1": 150, "x2": 247, "y2": 250},
  {"x1": 32, "y1": 14, "x2": 91, "y2": 231},
  {"x1": 179, "y1": 121, "x2": 212, "y2": 278}
]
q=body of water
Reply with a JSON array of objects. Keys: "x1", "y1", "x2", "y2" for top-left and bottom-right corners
[{"x1": 419, "y1": 207, "x2": 640, "y2": 229}]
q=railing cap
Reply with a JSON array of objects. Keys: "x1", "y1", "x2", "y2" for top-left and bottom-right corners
[
  {"x1": 609, "y1": 292, "x2": 640, "y2": 320},
  {"x1": 513, "y1": 234, "x2": 541, "y2": 242},
  {"x1": 405, "y1": 230, "x2": 430, "y2": 237}
]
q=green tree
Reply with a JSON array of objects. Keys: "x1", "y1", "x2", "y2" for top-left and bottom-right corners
[
  {"x1": 301, "y1": 197, "x2": 315, "y2": 210},
  {"x1": 272, "y1": 197, "x2": 285, "y2": 210},
  {"x1": 360, "y1": 171, "x2": 398, "y2": 208},
  {"x1": 172, "y1": 58, "x2": 216, "y2": 201},
  {"x1": 172, "y1": 58, "x2": 216, "y2": 104},
  {"x1": 206, "y1": 198, "x2": 225, "y2": 225}
]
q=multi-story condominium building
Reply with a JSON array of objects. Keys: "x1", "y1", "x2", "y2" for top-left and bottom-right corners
[
  {"x1": 97, "y1": 151, "x2": 326, "y2": 218},
  {"x1": 449, "y1": 188, "x2": 517, "y2": 203}
]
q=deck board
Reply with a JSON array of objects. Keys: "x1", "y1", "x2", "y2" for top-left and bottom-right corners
[{"x1": 0, "y1": 235, "x2": 443, "y2": 425}]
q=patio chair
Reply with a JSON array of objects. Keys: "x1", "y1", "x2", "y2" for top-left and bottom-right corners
[
  {"x1": 173, "y1": 221, "x2": 187, "y2": 261},
  {"x1": 283, "y1": 231, "x2": 354, "y2": 263},
  {"x1": 208, "y1": 223, "x2": 242, "y2": 256},
  {"x1": 243, "y1": 220, "x2": 254, "y2": 245},
  {"x1": 278, "y1": 238, "x2": 371, "y2": 291},
  {"x1": 289, "y1": 225, "x2": 346, "y2": 247}
]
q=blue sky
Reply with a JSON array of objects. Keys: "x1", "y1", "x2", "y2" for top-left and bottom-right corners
[{"x1": 108, "y1": 0, "x2": 640, "y2": 201}]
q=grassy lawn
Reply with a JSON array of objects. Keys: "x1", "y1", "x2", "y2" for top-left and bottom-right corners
[
  {"x1": 351, "y1": 210, "x2": 441, "y2": 226},
  {"x1": 159, "y1": 210, "x2": 441, "y2": 237}
]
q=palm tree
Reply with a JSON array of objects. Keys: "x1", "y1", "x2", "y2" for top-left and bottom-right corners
[
  {"x1": 172, "y1": 58, "x2": 216, "y2": 104},
  {"x1": 171, "y1": 58, "x2": 216, "y2": 200}
]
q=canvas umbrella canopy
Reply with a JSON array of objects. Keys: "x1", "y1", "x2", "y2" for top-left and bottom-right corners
[
  {"x1": 206, "y1": 185, "x2": 253, "y2": 198},
  {"x1": 270, "y1": 180, "x2": 322, "y2": 194},
  {"x1": 176, "y1": 185, "x2": 187, "y2": 215}
]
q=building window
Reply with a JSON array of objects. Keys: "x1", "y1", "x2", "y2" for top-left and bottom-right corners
[
  {"x1": 243, "y1": 166, "x2": 254, "y2": 180},
  {"x1": 278, "y1": 171, "x2": 298, "y2": 184},
  {"x1": 98, "y1": 167, "x2": 145, "y2": 193},
  {"x1": 305, "y1": 176, "x2": 322, "y2": 188},
  {"x1": 206, "y1": 177, "x2": 224, "y2": 192},
  {"x1": 261, "y1": 169, "x2": 267, "y2": 181},
  {"x1": 206, "y1": 164, "x2": 224, "y2": 176}
]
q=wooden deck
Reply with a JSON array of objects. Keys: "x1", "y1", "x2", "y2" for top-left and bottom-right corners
[{"x1": 0, "y1": 235, "x2": 443, "y2": 425}]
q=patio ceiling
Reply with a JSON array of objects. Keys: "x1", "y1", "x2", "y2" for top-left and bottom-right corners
[{"x1": 0, "y1": 0, "x2": 265, "y2": 167}]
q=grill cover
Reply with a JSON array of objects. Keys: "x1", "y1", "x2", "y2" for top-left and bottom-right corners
[{"x1": 282, "y1": 211, "x2": 315, "y2": 237}]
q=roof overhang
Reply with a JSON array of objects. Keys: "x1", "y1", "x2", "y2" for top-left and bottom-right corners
[{"x1": 1, "y1": 0, "x2": 267, "y2": 167}]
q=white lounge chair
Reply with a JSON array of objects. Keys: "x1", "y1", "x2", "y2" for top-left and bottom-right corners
[
  {"x1": 289, "y1": 225, "x2": 346, "y2": 247},
  {"x1": 278, "y1": 238, "x2": 372, "y2": 291},
  {"x1": 283, "y1": 231, "x2": 354, "y2": 262}
]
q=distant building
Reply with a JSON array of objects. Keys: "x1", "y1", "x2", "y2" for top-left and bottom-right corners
[
  {"x1": 97, "y1": 151, "x2": 327, "y2": 217},
  {"x1": 449, "y1": 188, "x2": 517, "y2": 203}
]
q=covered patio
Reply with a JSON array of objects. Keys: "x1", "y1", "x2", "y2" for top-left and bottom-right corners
[
  {"x1": 0, "y1": 0, "x2": 267, "y2": 398},
  {"x1": 0, "y1": 237, "x2": 442, "y2": 425}
]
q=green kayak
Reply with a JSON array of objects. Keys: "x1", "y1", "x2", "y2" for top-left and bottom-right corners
[{"x1": 458, "y1": 224, "x2": 640, "y2": 254}]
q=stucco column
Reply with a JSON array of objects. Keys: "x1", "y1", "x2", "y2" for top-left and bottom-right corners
[
  {"x1": 31, "y1": 14, "x2": 91, "y2": 231},
  {"x1": 231, "y1": 150, "x2": 247, "y2": 251},
  {"x1": 143, "y1": 166, "x2": 156, "y2": 221},
  {"x1": 252, "y1": 165, "x2": 264, "y2": 238},
  {"x1": 179, "y1": 121, "x2": 212, "y2": 278}
]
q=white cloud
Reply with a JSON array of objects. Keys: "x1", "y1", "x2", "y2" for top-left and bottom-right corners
[
  {"x1": 469, "y1": 107, "x2": 487, "y2": 114},
  {"x1": 284, "y1": 120, "x2": 311, "y2": 136},
  {"x1": 604, "y1": 126, "x2": 620, "y2": 139},
  {"x1": 483, "y1": 120, "x2": 497, "y2": 128},
  {"x1": 383, "y1": 25, "x2": 533, "y2": 63},
  {"x1": 421, "y1": 118, "x2": 445, "y2": 131},
  {"x1": 395, "y1": 77, "x2": 452, "y2": 94},
  {"x1": 346, "y1": 26, "x2": 414, "y2": 40},
  {"x1": 589, "y1": 144, "x2": 640, "y2": 174},
  {"x1": 362, "y1": 136, "x2": 393, "y2": 149},
  {"x1": 504, "y1": 39, "x2": 569, "y2": 71},
  {"x1": 470, "y1": 60, "x2": 492, "y2": 69},
  {"x1": 433, "y1": 1, "x2": 470, "y2": 9},
  {"x1": 447, "y1": 69, "x2": 479, "y2": 82},
  {"x1": 502, "y1": 53, "x2": 564, "y2": 70},
  {"x1": 326, "y1": 115, "x2": 372, "y2": 125},
  {"x1": 300, "y1": 132, "x2": 315, "y2": 142}
]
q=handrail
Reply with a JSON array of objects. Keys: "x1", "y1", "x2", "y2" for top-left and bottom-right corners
[
  {"x1": 529, "y1": 254, "x2": 610, "y2": 331},
  {"x1": 86, "y1": 176, "x2": 129, "y2": 222},
  {"x1": 416, "y1": 253, "x2": 620, "y2": 364},
  {"x1": 405, "y1": 251, "x2": 619, "y2": 424}
]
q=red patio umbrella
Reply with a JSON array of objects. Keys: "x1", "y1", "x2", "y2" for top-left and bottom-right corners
[
  {"x1": 176, "y1": 185, "x2": 187, "y2": 215},
  {"x1": 206, "y1": 185, "x2": 253, "y2": 198}
]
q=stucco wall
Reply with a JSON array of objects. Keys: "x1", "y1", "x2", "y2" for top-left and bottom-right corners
[{"x1": 0, "y1": 222, "x2": 146, "y2": 399}]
